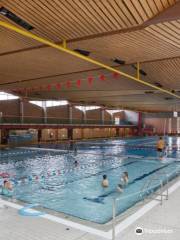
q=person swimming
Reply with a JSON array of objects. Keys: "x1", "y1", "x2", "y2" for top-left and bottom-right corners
[
  {"x1": 117, "y1": 184, "x2": 124, "y2": 193},
  {"x1": 121, "y1": 172, "x2": 129, "y2": 185},
  {"x1": 1, "y1": 180, "x2": 13, "y2": 196},
  {"x1": 101, "y1": 175, "x2": 109, "y2": 188},
  {"x1": 74, "y1": 160, "x2": 78, "y2": 166}
]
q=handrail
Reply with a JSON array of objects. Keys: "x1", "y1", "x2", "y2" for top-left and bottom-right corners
[
  {"x1": 111, "y1": 167, "x2": 180, "y2": 240},
  {"x1": 0, "y1": 115, "x2": 135, "y2": 126}
]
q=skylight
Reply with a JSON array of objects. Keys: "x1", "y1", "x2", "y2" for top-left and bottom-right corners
[
  {"x1": 0, "y1": 91, "x2": 19, "y2": 100},
  {"x1": 29, "y1": 100, "x2": 69, "y2": 108},
  {"x1": 75, "y1": 106, "x2": 101, "y2": 112},
  {"x1": 106, "y1": 110, "x2": 122, "y2": 115}
]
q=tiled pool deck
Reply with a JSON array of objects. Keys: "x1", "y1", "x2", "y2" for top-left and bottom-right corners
[{"x1": 0, "y1": 178, "x2": 180, "y2": 240}]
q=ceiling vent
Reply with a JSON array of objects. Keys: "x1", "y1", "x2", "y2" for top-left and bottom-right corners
[
  {"x1": 164, "y1": 97, "x2": 173, "y2": 100},
  {"x1": 131, "y1": 65, "x2": 147, "y2": 76},
  {"x1": 144, "y1": 91, "x2": 154, "y2": 94},
  {"x1": 74, "y1": 49, "x2": 90, "y2": 56},
  {"x1": 154, "y1": 82, "x2": 163, "y2": 88},
  {"x1": 113, "y1": 58, "x2": 126, "y2": 65},
  {"x1": 0, "y1": 7, "x2": 34, "y2": 30}
]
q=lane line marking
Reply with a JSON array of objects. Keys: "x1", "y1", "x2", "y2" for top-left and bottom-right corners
[{"x1": 0, "y1": 179, "x2": 179, "y2": 239}]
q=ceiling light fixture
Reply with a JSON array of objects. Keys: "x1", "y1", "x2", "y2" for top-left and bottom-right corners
[
  {"x1": 0, "y1": 7, "x2": 34, "y2": 30},
  {"x1": 74, "y1": 49, "x2": 90, "y2": 56},
  {"x1": 131, "y1": 64, "x2": 147, "y2": 76},
  {"x1": 113, "y1": 58, "x2": 126, "y2": 65}
]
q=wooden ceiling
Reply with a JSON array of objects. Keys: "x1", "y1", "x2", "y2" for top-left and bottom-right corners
[{"x1": 0, "y1": 0, "x2": 180, "y2": 112}]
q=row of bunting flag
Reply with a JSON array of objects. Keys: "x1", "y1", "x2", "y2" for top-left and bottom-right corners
[{"x1": 9, "y1": 72, "x2": 120, "y2": 94}]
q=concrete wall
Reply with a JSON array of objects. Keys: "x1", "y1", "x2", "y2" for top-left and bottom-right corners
[
  {"x1": 86, "y1": 109, "x2": 101, "y2": 121},
  {"x1": 104, "y1": 111, "x2": 112, "y2": 122},
  {"x1": 144, "y1": 117, "x2": 179, "y2": 134},
  {"x1": 72, "y1": 107, "x2": 83, "y2": 122},
  {"x1": 23, "y1": 101, "x2": 43, "y2": 118},
  {"x1": 0, "y1": 99, "x2": 20, "y2": 116},
  {"x1": 47, "y1": 105, "x2": 68, "y2": 119}
]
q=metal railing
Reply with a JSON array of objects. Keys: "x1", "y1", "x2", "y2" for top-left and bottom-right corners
[
  {"x1": 0, "y1": 115, "x2": 134, "y2": 126},
  {"x1": 111, "y1": 167, "x2": 180, "y2": 240}
]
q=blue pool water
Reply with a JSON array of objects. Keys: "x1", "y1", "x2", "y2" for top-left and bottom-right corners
[{"x1": 0, "y1": 136, "x2": 180, "y2": 224}]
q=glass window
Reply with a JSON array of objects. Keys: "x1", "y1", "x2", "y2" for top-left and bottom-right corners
[
  {"x1": 0, "y1": 91, "x2": 19, "y2": 100},
  {"x1": 30, "y1": 100, "x2": 69, "y2": 108},
  {"x1": 75, "y1": 106, "x2": 100, "y2": 112},
  {"x1": 29, "y1": 101, "x2": 43, "y2": 108},
  {"x1": 106, "y1": 110, "x2": 122, "y2": 115}
]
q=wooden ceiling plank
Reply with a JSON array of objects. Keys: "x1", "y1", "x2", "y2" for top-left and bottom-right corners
[
  {"x1": 86, "y1": 0, "x2": 115, "y2": 30},
  {"x1": 32, "y1": 0, "x2": 84, "y2": 39},
  {"x1": 56, "y1": 0, "x2": 96, "y2": 36},
  {"x1": 40, "y1": 0, "x2": 86, "y2": 38},
  {"x1": 150, "y1": 24, "x2": 180, "y2": 43},
  {"x1": 132, "y1": 0, "x2": 149, "y2": 21},
  {"x1": 77, "y1": 0, "x2": 110, "y2": 32},
  {"x1": 139, "y1": 0, "x2": 154, "y2": 18},
  {"x1": 147, "y1": 0, "x2": 159, "y2": 15},
  {"x1": 107, "y1": 0, "x2": 131, "y2": 28},
  {"x1": 168, "y1": 0, "x2": 176, "y2": 4},
  {"x1": 122, "y1": 0, "x2": 144, "y2": 24},
  {"x1": 142, "y1": 27, "x2": 180, "y2": 52},
  {"x1": 65, "y1": 0, "x2": 102, "y2": 34},
  {"x1": 4, "y1": 0, "x2": 68, "y2": 40},
  {"x1": 160, "y1": 0, "x2": 169, "y2": 8},
  {"x1": 153, "y1": 0, "x2": 165, "y2": 11},
  {"x1": 94, "y1": 0, "x2": 123, "y2": 29},
  {"x1": 158, "y1": 23, "x2": 180, "y2": 39},
  {"x1": 72, "y1": 0, "x2": 106, "y2": 33},
  {"x1": 163, "y1": 21, "x2": 180, "y2": 34},
  {"x1": 115, "y1": 0, "x2": 137, "y2": 25},
  {"x1": 0, "y1": 21, "x2": 39, "y2": 47},
  {"x1": 145, "y1": 26, "x2": 180, "y2": 47}
]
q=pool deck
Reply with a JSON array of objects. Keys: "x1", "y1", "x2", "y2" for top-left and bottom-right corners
[{"x1": 0, "y1": 178, "x2": 180, "y2": 240}]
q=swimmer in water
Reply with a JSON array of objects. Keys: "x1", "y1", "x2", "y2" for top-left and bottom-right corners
[
  {"x1": 121, "y1": 172, "x2": 129, "y2": 185},
  {"x1": 74, "y1": 160, "x2": 78, "y2": 166},
  {"x1": 117, "y1": 184, "x2": 124, "y2": 193},
  {"x1": 101, "y1": 175, "x2": 109, "y2": 188},
  {"x1": 1, "y1": 180, "x2": 13, "y2": 196}
]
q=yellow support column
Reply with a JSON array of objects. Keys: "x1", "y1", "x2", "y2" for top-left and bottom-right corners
[
  {"x1": 137, "y1": 62, "x2": 140, "y2": 79},
  {"x1": 62, "y1": 39, "x2": 67, "y2": 49}
]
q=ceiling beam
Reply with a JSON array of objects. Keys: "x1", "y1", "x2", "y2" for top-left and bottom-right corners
[{"x1": 0, "y1": 1, "x2": 179, "y2": 59}]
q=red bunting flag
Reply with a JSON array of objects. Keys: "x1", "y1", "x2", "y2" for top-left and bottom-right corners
[
  {"x1": 56, "y1": 83, "x2": 61, "y2": 90},
  {"x1": 113, "y1": 72, "x2": 120, "y2": 78},
  {"x1": 66, "y1": 80, "x2": 71, "y2": 88},
  {"x1": 99, "y1": 74, "x2": 105, "y2": 81},
  {"x1": 88, "y1": 76, "x2": 93, "y2": 85},
  {"x1": 47, "y1": 84, "x2": 51, "y2": 91},
  {"x1": 76, "y1": 79, "x2": 81, "y2": 87}
]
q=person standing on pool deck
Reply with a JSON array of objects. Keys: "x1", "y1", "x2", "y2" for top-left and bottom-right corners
[
  {"x1": 101, "y1": 175, "x2": 109, "y2": 188},
  {"x1": 156, "y1": 136, "x2": 166, "y2": 160}
]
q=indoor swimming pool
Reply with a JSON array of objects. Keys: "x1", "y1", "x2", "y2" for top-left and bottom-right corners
[{"x1": 0, "y1": 137, "x2": 180, "y2": 224}]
